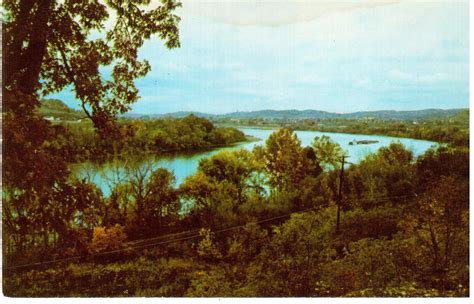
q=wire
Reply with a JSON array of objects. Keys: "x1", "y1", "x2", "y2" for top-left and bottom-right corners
[
  {"x1": 346, "y1": 194, "x2": 417, "y2": 203},
  {"x1": 4, "y1": 194, "x2": 414, "y2": 270},
  {"x1": 126, "y1": 227, "x2": 202, "y2": 246},
  {"x1": 3, "y1": 206, "x2": 315, "y2": 271}
]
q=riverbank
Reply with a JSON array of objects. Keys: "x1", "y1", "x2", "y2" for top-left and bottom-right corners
[
  {"x1": 215, "y1": 122, "x2": 466, "y2": 146},
  {"x1": 72, "y1": 128, "x2": 437, "y2": 198}
]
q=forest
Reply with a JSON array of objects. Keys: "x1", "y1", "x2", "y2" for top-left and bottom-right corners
[
  {"x1": 56, "y1": 114, "x2": 247, "y2": 162},
  {"x1": 3, "y1": 128, "x2": 469, "y2": 296},
  {"x1": 2, "y1": 0, "x2": 470, "y2": 298}
]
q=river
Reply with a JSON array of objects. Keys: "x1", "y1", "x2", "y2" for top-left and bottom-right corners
[{"x1": 73, "y1": 128, "x2": 437, "y2": 195}]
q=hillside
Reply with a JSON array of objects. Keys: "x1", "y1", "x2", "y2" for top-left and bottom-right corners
[
  {"x1": 37, "y1": 99, "x2": 84, "y2": 121},
  {"x1": 40, "y1": 98, "x2": 467, "y2": 122},
  {"x1": 219, "y1": 108, "x2": 466, "y2": 120},
  {"x1": 158, "y1": 108, "x2": 467, "y2": 121}
]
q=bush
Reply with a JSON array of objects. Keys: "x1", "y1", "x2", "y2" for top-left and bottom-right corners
[{"x1": 90, "y1": 224, "x2": 127, "y2": 253}]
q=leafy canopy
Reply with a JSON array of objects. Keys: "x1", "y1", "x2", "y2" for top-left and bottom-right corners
[{"x1": 3, "y1": 0, "x2": 181, "y2": 131}]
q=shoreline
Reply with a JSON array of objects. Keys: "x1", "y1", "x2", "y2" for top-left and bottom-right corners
[{"x1": 217, "y1": 123, "x2": 445, "y2": 144}]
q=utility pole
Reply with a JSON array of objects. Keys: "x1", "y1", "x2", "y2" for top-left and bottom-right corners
[{"x1": 336, "y1": 155, "x2": 350, "y2": 233}]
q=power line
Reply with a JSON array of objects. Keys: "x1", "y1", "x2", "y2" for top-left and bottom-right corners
[
  {"x1": 4, "y1": 194, "x2": 416, "y2": 271},
  {"x1": 347, "y1": 194, "x2": 417, "y2": 203},
  {"x1": 4, "y1": 206, "x2": 316, "y2": 271},
  {"x1": 126, "y1": 227, "x2": 201, "y2": 246}
]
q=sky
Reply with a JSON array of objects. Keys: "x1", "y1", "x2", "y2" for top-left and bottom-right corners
[{"x1": 50, "y1": 0, "x2": 469, "y2": 114}]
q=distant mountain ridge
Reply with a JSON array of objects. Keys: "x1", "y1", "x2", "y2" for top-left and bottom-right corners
[
  {"x1": 127, "y1": 108, "x2": 467, "y2": 121},
  {"x1": 38, "y1": 99, "x2": 467, "y2": 121}
]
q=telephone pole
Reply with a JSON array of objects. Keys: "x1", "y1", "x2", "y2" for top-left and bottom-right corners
[{"x1": 336, "y1": 155, "x2": 350, "y2": 233}]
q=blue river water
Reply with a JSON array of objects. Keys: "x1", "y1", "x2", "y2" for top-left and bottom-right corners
[{"x1": 73, "y1": 128, "x2": 437, "y2": 195}]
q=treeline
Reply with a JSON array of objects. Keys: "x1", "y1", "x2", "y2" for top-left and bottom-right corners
[
  {"x1": 3, "y1": 128, "x2": 469, "y2": 297},
  {"x1": 215, "y1": 110, "x2": 469, "y2": 147},
  {"x1": 57, "y1": 115, "x2": 247, "y2": 162}
]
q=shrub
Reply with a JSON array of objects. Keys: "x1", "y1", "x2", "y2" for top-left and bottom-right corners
[{"x1": 90, "y1": 224, "x2": 127, "y2": 253}]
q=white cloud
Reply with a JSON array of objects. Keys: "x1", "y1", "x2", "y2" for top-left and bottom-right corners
[
  {"x1": 293, "y1": 74, "x2": 327, "y2": 85},
  {"x1": 179, "y1": 0, "x2": 401, "y2": 26},
  {"x1": 388, "y1": 69, "x2": 461, "y2": 85},
  {"x1": 199, "y1": 61, "x2": 244, "y2": 70},
  {"x1": 131, "y1": 0, "x2": 469, "y2": 113}
]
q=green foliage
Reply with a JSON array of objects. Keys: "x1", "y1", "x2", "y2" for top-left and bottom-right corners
[
  {"x1": 3, "y1": 258, "x2": 196, "y2": 297},
  {"x1": 180, "y1": 149, "x2": 263, "y2": 226},
  {"x1": 319, "y1": 237, "x2": 426, "y2": 296},
  {"x1": 248, "y1": 210, "x2": 335, "y2": 296},
  {"x1": 416, "y1": 145, "x2": 469, "y2": 189},
  {"x1": 195, "y1": 228, "x2": 222, "y2": 262},
  {"x1": 217, "y1": 112, "x2": 469, "y2": 148},
  {"x1": 36, "y1": 98, "x2": 84, "y2": 121},
  {"x1": 406, "y1": 176, "x2": 469, "y2": 288},
  {"x1": 225, "y1": 223, "x2": 269, "y2": 264},
  {"x1": 100, "y1": 164, "x2": 181, "y2": 239},
  {"x1": 198, "y1": 150, "x2": 255, "y2": 203},
  {"x1": 346, "y1": 142, "x2": 416, "y2": 207},
  {"x1": 312, "y1": 135, "x2": 345, "y2": 170},
  {"x1": 334, "y1": 207, "x2": 402, "y2": 247},
  {"x1": 185, "y1": 267, "x2": 234, "y2": 296},
  {"x1": 59, "y1": 115, "x2": 247, "y2": 162},
  {"x1": 256, "y1": 128, "x2": 322, "y2": 192},
  {"x1": 91, "y1": 224, "x2": 128, "y2": 253},
  {"x1": 2, "y1": 0, "x2": 184, "y2": 273},
  {"x1": 4, "y1": 0, "x2": 181, "y2": 132},
  {"x1": 2, "y1": 127, "x2": 469, "y2": 297}
]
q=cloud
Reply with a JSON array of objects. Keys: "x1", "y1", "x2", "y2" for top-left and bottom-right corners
[
  {"x1": 293, "y1": 74, "x2": 327, "y2": 85},
  {"x1": 199, "y1": 61, "x2": 244, "y2": 70},
  {"x1": 180, "y1": 0, "x2": 401, "y2": 27},
  {"x1": 53, "y1": 0, "x2": 469, "y2": 114},
  {"x1": 388, "y1": 69, "x2": 461, "y2": 85}
]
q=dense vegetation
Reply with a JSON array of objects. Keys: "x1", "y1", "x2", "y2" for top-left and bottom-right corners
[
  {"x1": 63, "y1": 115, "x2": 246, "y2": 162},
  {"x1": 3, "y1": 128, "x2": 469, "y2": 297},
  {"x1": 2, "y1": 0, "x2": 469, "y2": 298},
  {"x1": 34, "y1": 99, "x2": 247, "y2": 162},
  {"x1": 214, "y1": 109, "x2": 469, "y2": 147}
]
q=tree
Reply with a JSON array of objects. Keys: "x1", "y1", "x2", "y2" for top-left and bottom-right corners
[
  {"x1": 195, "y1": 228, "x2": 222, "y2": 262},
  {"x1": 346, "y1": 142, "x2": 415, "y2": 208},
  {"x1": 257, "y1": 128, "x2": 321, "y2": 192},
  {"x1": 416, "y1": 146, "x2": 469, "y2": 192},
  {"x1": 319, "y1": 237, "x2": 423, "y2": 296},
  {"x1": 2, "y1": 0, "x2": 181, "y2": 254},
  {"x1": 413, "y1": 176, "x2": 469, "y2": 284},
  {"x1": 180, "y1": 150, "x2": 265, "y2": 227},
  {"x1": 198, "y1": 150, "x2": 255, "y2": 205},
  {"x1": 3, "y1": 0, "x2": 181, "y2": 130},
  {"x1": 90, "y1": 224, "x2": 128, "y2": 253},
  {"x1": 248, "y1": 210, "x2": 335, "y2": 296},
  {"x1": 3, "y1": 106, "x2": 72, "y2": 250},
  {"x1": 111, "y1": 162, "x2": 179, "y2": 238},
  {"x1": 142, "y1": 168, "x2": 180, "y2": 231},
  {"x1": 312, "y1": 135, "x2": 344, "y2": 171}
]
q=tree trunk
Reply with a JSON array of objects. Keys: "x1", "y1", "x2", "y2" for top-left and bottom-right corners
[
  {"x1": 17, "y1": 0, "x2": 53, "y2": 95},
  {"x1": 3, "y1": 0, "x2": 36, "y2": 89}
]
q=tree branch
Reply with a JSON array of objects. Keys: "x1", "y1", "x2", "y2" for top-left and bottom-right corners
[{"x1": 54, "y1": 36, "x2": 94, "y2": 122}]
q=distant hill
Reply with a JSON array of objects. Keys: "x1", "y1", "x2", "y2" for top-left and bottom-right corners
[
  {"x1": 39, "y1": 98, "x2": 467, "y2": 122},
  {"x1": 219, "y1": 109, "x2": 339, "y2": 119},
  {"x1": 123, "y1": 111, "x2": 214, "y2": 119},
  {"x1": 37, "y1": 99, "x2": 84, "y2": 121},
  {"x1": 342, "y1": 109, "x2": 467, "y2": 120},
  {"x1": 157, "y1": 108, "x2": 467, "y2": 121}
]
